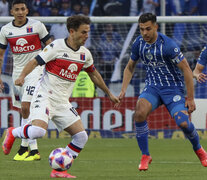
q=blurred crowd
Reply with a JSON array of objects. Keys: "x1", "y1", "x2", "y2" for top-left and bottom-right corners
[
  {"x1": 1, "y1": 0, "x2": 207, "y2": 97},
  {"x1": 0, "y1": 0, "x2": 207, "y2": 17}
]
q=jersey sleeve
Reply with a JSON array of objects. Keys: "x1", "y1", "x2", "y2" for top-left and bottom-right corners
[
  {"x1": 38, "y1": 21, "x2": 51, "y2": 43},
  {"x1": 36, "y1": 42, "x2": 57, "y2": 65},
  {"x1": 130, "y1": 38, "x2": 140, "y2": 61},
  {"x1": 197, "y1": 46, "x2": 207, "y2": 66},
  {"x1": 0, "y1": 26, "x2": 8, "y2": 49},
  {"x1": 167, "y1": 39, "x2": 184, "y2": 64},
  {"x1": 83, "y1": 49, "x2": 95, "y2": 72}
]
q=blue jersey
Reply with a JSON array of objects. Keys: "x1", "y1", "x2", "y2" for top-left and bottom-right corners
[{"x1": 131, "y1": 32, "x2": 185, "y2": 88}]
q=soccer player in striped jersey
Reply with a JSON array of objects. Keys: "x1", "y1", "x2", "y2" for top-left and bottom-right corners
[
  {"x1": 118, "y1": 13, "x2": 207, "y2": 171},
  {"x1": 2, "y1": 15, "x2": 120, "y2": 178},
  {"x1": 0, "y1": 0, "x2": 52, "y2": 161}
]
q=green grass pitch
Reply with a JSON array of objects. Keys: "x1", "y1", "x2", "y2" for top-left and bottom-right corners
[{"x1": 0, "y1": 138, "x2": 207, "y2": 180}]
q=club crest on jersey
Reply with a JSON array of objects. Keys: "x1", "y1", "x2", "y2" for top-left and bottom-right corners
[
  {"x1": 173, "y1": 95, "x2": 181, "y2": 102},
  {"x1": 80, "y1": 53, "x2": 85, "y2": 61},
  {"x1": 174, "y1": 48, "x2": 178, "y2": 52},
  {"x1": 26, "y1": 26, "x2": 33, "y2": 33},
  {"x1": 44, "y1": 48, "x2": 48, "y2": 52},
  {"x1": 146, "y1": 50, "x2": 153, "y2": 60}
]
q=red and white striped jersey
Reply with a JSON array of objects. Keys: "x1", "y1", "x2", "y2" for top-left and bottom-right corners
[
  {"x1": 0, "y1": 18, "x2": 50, "y2": 75},
  {"x1": 35, "y1": 39, "x2": 95, "y2": 103}
]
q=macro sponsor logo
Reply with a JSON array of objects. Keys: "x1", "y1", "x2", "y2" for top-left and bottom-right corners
[
  {"x1": 68, "y1": 64, "x2": 78, "y2": 72},
  {"x1": 13, "y1": 38, "x2": 35, "y2": 53},
  {"x1": 59, "y1": 63, "x2": 78, "y2": 79},
  {"x1": 16, "y1": 38, "x2": 28, "y2": 46}
]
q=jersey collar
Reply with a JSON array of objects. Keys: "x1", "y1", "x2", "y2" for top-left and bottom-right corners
[
  {"x1": 12, "y1": 18, "x2": 28, "y2": 28},
  {"x1": 64, "y1": 38, "x2": 80, "y2": 52}
]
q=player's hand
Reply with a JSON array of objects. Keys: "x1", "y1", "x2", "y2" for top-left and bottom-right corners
[
  {"x1": 0, "y1": 78, "x2": 4, "y2": 93},
  {"x1": 108, "y1": 93, "x2": 120, "y2": 106},
  {"x1": 185, "y1": 98, "x2": 196, "y2": 114},
  {"x1": 15, "y1": 77, "x2": 25, "y2": 87},
  {"x1": 114, "y1": 91, "x2": 125, "y2": 108},
  {"x1": 196, "y1": 73, "x2": 207, "y2": 83}
]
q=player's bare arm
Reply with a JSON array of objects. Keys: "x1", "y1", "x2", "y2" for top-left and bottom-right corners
[
  {"x1": 15, "y1": 59, "x2": 39, "y2": 86},
  {"x1": 193, "y1": 63, "x2": 207, "y2": 83},
  {"x1": 177, "y1": 58, "x2": 196, "y2": 113},
  {"x1": 0, "y1": 48, "x2": 6, "y2": 91},
  {"x1": 119, "y1": 59, "x2": 137, "y2": 101},
  {"x1": 87, "y1": 69, "x2": 120, "y2": 104}
]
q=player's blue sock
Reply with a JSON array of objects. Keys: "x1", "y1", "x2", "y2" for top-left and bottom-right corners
[
  {"x1": 181, "y1": 122, "x2": 201, "y2": 151},
  {"x1": 135, "y1": 121, "x2": 150, "y2": 155}
]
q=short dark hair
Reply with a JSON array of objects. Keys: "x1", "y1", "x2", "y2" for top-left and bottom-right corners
[
  {"x1": 138, "y1": 13, "x2": 157, "y2": 24},
  {"x1": 66, "y1": 15, "x2": 91, "y2": 31},
  {"x1": 12, "y1": 0, "x2": 27, "y2": 7}
]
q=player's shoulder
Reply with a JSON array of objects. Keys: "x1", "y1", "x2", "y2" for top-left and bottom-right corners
[
  {"x1": 27, "y1": 18, "x2": 40, "y2": 23},
  {"x1": 48, "y1": 39, "x2": 63, "y2": 48},
  {"x1": 132, "y1": 35, "x2": 143, "y2": 46},
  {"x1": 1, "y1": 21, "x2": 13, "y2": 31},
  {"x1": 159, "y1": 33, "x2": 177, "y2": 49},
  {"x1": 159, "y1": 33, "x2": 175, "y2": 45},
  {"x1": 80, "y1": 46, "x2": 91, "y2": 54},
  {"x1": 27, "y1": 18, "x2": 43, "y2": 26}
]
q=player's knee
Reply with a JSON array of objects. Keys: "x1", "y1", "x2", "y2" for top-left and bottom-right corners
[
  {"x1": 72, "y1": 131, "x2": 88, "y2": 147},
  {"x1": 21, "y1": 105, "x2": 30, "y2": 118},
  {"x1": 179, "y1": 121, "x2": 188, "y2": 128},
  {"x1": 28, "y1": 125, "x2": 46, "y2": 139},
  {"x1": 134, "y1": 110, "x2": 147, "y2": 122},
  {"x1": 174, "y1": 111, "x2": 189, "y2": 128}
]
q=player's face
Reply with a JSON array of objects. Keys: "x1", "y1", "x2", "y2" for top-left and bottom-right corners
[
  {"x1": 139, "y1": 21, "x2": 158, "y2": 44},
  {"x1": 11, "y1": 3, "x2": 28, "y2": 25},
  {"x1": 72, "y1": 24, "x2": 90, "y2": 47}
]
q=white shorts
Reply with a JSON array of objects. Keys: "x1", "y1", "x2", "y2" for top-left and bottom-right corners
[
  {"x1": 29, "y1": 90, "x2": 80, "y2": 132},
  {"x1": 11, "y1": 66, "x2": 43, "y2": 108}
]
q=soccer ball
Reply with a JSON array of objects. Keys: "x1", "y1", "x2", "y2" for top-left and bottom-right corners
[{"x1": 49, "y1": 148, "x2": 73, "y2": 171}]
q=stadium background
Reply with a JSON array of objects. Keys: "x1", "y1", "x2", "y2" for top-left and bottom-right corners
[{"x1": 0, "y1": 0, "x2": 207, "y2": 139}]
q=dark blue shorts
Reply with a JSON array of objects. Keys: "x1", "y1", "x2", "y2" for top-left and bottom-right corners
[{"x1": 139, "y1": 85, "x2": 187, "y2": 117}]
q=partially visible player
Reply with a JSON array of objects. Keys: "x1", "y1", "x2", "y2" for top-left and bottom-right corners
[
  {"x1": 117, "y1": 13, "x2": 207, "y2": 171},
  {"x1": 2, "y1": 15, "x2": 120, "y2": 178},
  {"x1": 0, "y1": 0, "x2": 52, "y2": 161},
  {"x1": 193, "y1": 45, "x2": 207, "y2": 83}
]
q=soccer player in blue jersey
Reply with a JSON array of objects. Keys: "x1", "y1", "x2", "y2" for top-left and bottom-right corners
[
  {"x1": 117, "y1": 13, "x2": 207, "y2": 171},
  {"x1": 193, "y1": 45, "x2": 207, "y2": 85}
]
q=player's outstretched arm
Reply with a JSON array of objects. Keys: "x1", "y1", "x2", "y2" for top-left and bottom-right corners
[
  {"x1": 0, "y1": 48, "x2": 6, "y2": 92},
  {"x1": 87, "y1": 69, "x2": 120, "y2": 104},
  {"x1": 193, "y1": 63, "x2": 207, "y2": 83},
  {"x1": 15, "y1": 59, "x2": 39, "y2": 87},
  {"x1": 118, "y1": 59, "x2": 137, "y2": 101},
  {"x1": 177, "y1": 58, "x2": 196, "y2": 113}
]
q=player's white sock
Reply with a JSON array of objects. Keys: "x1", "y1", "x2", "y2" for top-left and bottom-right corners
[
  {"x1": 12, "y1": 127, "x2": 22, "y2": 138},
  {"x1": 29, "y1": 139, "x2": 38, "y2": 150},
  {"x1": 26, "y1": 125, "x2": 46, "y2": 139},
  {"x1": 66, "y1": 131, "x2": 88, "y2": 158},
  {"x1": 20, "y1": 118, "x2": 29, "y2": 147}
]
